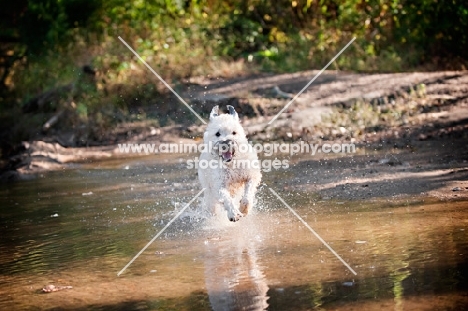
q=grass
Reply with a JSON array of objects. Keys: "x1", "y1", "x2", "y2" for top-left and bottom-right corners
[{"x1": 318, "y1": 83, "x2": 428, "y2": 140}]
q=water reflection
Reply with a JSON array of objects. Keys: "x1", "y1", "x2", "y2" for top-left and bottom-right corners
[
  {"x1": 0, "y1": 159, "x2": 467, "y2": 310},
  {"x1": 203, "y1": 216, "x2": 269, "y2": 310},
  {"x1": 391, "y1": 259, "x2": 410, "y2": 311}
]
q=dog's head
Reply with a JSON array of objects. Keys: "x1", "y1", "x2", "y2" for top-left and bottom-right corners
[{"x1": 204, "y1": 105, "x2": 247, "y2": 162}]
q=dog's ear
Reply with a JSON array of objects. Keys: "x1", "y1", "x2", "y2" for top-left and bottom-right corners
[
  {"x1": 210, "y1": 105, "x2": 219, "y2": 120},
  {"x1": 227, "y1": 105, "x2": 239, "y2": 121}
]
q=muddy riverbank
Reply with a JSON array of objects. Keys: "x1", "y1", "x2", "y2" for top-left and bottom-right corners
[{"x1": 1, "y1": 70, "x2": 467, "y2": 201}]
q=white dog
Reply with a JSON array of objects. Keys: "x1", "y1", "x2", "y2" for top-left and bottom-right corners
[{"x1": 198, "y1": 105, "x2": 262, "y2": 222}]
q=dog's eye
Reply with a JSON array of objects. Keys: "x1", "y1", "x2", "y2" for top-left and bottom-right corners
[
  {"x1": 232, "y1": 131, "x2": 237, "y2": 135},
  {"x1": 215, "y1": 132, "x2": 220, "y2": 137}
]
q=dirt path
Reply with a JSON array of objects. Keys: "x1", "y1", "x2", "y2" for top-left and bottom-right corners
[
  {"x1": 183, "y1": 70, "x2": 468, "y2": 137},
  {"x1": 184, "y1": 70, "x2": 468, "y2": 200},
  {"x1": 273, "y1": 140, "x2": 468, "y2": 201},
  {"x1": 2, "y1": 70, "x2": 467, "y2": 201}
]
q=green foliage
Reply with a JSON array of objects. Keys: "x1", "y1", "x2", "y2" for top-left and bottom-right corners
[
  {"x1": 1, "y1": 0, "x2": 467, "y2": 146},
  {"x1": 394, "y1": 0, "x2": 468, "y2": 60},
  {"x1": 17, "y1": 0, "x2": 102, "y2": 54}
]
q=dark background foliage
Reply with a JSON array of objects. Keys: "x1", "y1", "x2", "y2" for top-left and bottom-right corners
[{"x1": 0, "y1": 0, "x2": 466, "y2": 152}]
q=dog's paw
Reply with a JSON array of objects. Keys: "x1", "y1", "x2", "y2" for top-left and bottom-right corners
[
  {"x1": 229, "y1": 213, "x2": 243, "y2": 222},
  {"x1": 227, "y1": 209, "x2": 243, "y2": 222}
]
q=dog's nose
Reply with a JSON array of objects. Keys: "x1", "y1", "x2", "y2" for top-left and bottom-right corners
[
  {"x1": 221, "y1": 139, "x2": 233, "y2": 144},
  {"x1": 218, "y1": 140, "x2": 234, "y2": 151}
]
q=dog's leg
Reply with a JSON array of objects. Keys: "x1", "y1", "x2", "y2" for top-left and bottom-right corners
[
  {"x1": 219, "y1": 188, "x2": 243, "y2": 222},
  {"x1": 240, "y1": 175, "x2": 261, "y2": 215}
]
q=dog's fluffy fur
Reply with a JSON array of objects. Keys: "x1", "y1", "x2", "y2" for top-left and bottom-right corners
[{"x1": 198, "y1": 105, "x2": 262, "y2": 221}]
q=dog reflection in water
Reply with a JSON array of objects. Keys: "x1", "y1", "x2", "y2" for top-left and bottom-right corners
[{"x1": 203, "y1": 218, "x2": 269, "y2": 310}]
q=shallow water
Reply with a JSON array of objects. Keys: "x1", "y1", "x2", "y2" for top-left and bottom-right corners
[{"x1": 0, "y1": 155, "x2": 467, "y2": 310}]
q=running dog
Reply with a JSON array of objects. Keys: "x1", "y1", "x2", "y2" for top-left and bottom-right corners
[{"x1": 198, "y1": 105, "x2": 262, "y2": 221}]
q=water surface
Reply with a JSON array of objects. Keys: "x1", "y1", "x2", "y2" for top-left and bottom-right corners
[{"x1": 0, "y1": 155, "x2": 467, "y2": 310}]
